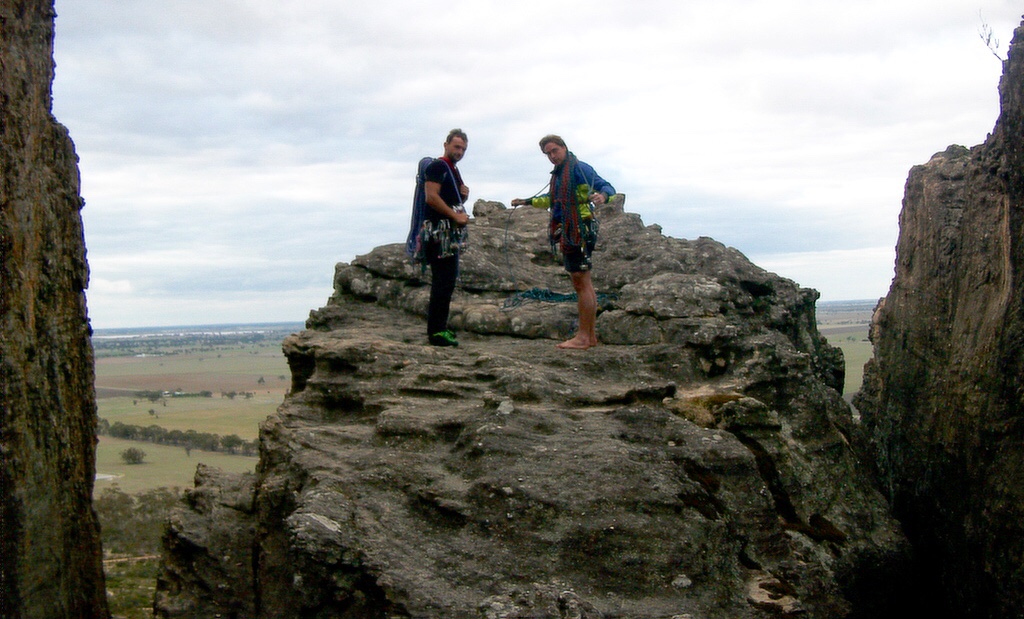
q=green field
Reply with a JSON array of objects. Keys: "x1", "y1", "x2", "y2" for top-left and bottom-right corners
[
  {"x1": 827, "y1": 333, "x2": 873, "y2": 399},
  {"x1": 94, "y1": 341, "x2": 291, "y2": 398},
  {"x1": 98, "y1": 391, "x2": 281, "y2": 439},
  {"x1": 95, "y1": 436, "x2": 258, "y2": 494},
  {"x1": 92, "y1": 325, "x2": 295, "y2": 495},
  {"x1": 816, "y1": 300, "x2": 875, "y2": 400}
]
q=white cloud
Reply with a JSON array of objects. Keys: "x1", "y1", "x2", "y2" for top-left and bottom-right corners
[
  {"x1": 88, "y1": 278, "x2": 134, "y2": 295},
  {"x1": 51, "y1": 0, "x2": 1023, "y2": 327},
  {"x1": 85, "y1": 286, "x2": 327, "y2": 329},
  {"x1": 752, "y1": 246, "x2": 897, "y2": 302}
]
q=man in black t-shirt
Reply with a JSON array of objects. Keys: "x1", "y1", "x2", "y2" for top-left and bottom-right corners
[{"x1": 421, "y1": 129, "x2": 470, "y2": 346}]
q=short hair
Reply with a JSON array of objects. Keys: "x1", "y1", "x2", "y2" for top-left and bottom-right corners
[
  {"x1": 446, "y1": 128, "x2": 468, "y2": 144},
  {"x1": 539, "y1": 134, "x2": 566, "y2": 151}
]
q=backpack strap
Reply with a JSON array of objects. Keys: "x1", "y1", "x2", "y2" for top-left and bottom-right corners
[
  {"x1": 406, "y1": 157, "x2": 435, "y2": 257},
  {"x1": 437, "y1": 158, "x2": 465, "y2": 211}
]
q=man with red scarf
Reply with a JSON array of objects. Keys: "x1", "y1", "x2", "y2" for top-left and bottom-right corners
[
  {"x1": 512, "y1": 134, "x2": 615, "y2": 350},
  {"x1": 422, "y1": 129, "x2": 470, "y2": 346}
]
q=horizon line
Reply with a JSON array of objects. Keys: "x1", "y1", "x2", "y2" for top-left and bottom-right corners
[{"x1": 89, "y1": 299, "x2": 879, "y2": 333}]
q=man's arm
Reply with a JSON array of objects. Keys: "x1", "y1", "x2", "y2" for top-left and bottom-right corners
[
  {"x1": 578, "y1": 161, "x2": 615, "y2": 203},
  {"x1": 425, "y1": 181, "x2": 469, "y2": 225}
]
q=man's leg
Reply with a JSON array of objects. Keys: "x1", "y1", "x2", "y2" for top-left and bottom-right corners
[
  {"x1": 427, "y1": 253, "x2": 459, "y2": 338},
  {"x1": 557, "y1": 270, "x2": 598, "y2": 349}
]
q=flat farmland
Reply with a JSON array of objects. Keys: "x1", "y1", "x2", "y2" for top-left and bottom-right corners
[
  {"x1": 91, "y1": 324, "x2": 300, "y2": 493},
  {"x1": 95, "y1": 344, "x2": 290, "y2": 438},
  {"x1": 95, "y1": 344, "x2": 291, "y2": 398},
  {"x1": 95, "y1": 436, "x2": 258, "y2": 494},
  {"x1": 97, "y1": 391, "x2": 282, "y2": 439},
  {"x1": 816, "y1": 300, "x2": 876, "y2": 400}
]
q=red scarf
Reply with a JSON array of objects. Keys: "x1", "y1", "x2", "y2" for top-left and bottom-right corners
[{"x1": 553, "y1": 152, "x2": 582, "y2": 251}]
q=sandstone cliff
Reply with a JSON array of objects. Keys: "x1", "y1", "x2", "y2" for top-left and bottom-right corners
[
  {"x1": 0, "y1": 1, "x2": 109, "y2": 618},
  {"x1": 854, "y1": 19, "x2": 1024, "y2": 619},
  {"x1": 157, "y1": 196, "x2": 910, "y2": 618}
]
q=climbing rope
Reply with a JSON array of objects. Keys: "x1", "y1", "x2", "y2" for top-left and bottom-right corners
[
  {"x1": 501, "y1": 181, "x2": 548, "y2": 285},
  {"x1": 500, "y1": 183, "x2": 617, "y2": 311},
  {"x1": 502, "y1": 287, "x2": 618, "y2": 309}
]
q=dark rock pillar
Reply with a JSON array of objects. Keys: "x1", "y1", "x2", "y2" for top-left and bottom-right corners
[
  {"x1": 857, "y1": 20, "x2": 1024, "y2": 619},
  {"x1": 1, "y1": 1, "x2": 109, "y2": 617}
]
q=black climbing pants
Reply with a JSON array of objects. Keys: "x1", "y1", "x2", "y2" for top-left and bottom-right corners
[{"x1": 427, "y1": 251, "x2": 459, "y2": 336}]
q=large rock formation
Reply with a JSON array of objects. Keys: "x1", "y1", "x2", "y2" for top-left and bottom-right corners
[
  {"x1": 157, "y1": 194, "x2": 910, "y2": 617},
  {"x1": 0, "y1": 1, "x2": 109, "y2": 618},
  {"x1": 854, "y1": 20, "x2": 1024, "y2": 619}
]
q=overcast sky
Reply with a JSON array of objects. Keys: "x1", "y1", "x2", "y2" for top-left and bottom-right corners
[{"x1": 52, "y1": 1, "x2": 1021, "y2": 329}]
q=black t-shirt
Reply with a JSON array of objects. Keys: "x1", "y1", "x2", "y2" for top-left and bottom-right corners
[{"x1": 424, "y1": 158, "x2": 464, "y2": 222}]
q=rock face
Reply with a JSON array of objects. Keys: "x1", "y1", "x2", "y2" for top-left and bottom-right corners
[
  {"x1": 157, "y1": 193, "x2": 910, "y2": 618},
  {"x1": 854, "y1": 20, "x2": 1024, "y2": 619},
  {"x1": 0, "y1": 2, "x2": 109, "y2": 618}
]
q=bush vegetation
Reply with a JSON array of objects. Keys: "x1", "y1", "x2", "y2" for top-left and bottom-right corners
[
  {"x1": 96, "y1": 486, "x2": 184, "y2": 618},
  {"x1": 101, "y1": 420, "x2": 257, "y2": 456},
  {"x1": 120, "y1": 447, "x2": 146, "y2": 464}
]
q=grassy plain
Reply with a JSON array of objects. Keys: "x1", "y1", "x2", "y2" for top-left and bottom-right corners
[
  {"x1": 95, "y1": 436, "x2": 259, "y2": 494},
  {"x1": 92, "y1": 325, "x2": 298, "y2": 494},
  {"x1": 98, "y1": 391, "x2": 282, "y2": 439},
  {"x1": 94, "y1": 340, "x2": 291, "y2": 398},
  {"x1": 91, "y1": 326, "x2": 303, "y2": 616},
  {"x1": 816, "y1": 300, "x2": 875, "y2": 399}
]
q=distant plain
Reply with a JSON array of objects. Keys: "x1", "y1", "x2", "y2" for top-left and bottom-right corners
[
  {"x1": 92, "y1": 324, "x2": 300, "y2": 493},
  {"x1": 815, "y1": 299, "x2": 875, "y2": 400}
]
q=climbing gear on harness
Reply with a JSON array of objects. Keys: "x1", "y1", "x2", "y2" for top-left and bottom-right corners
[
  {"x1": 418, "y1": 217, "x2": 466, "y2": 261},
  {"x1": 406, "y1": 157, "x2": 468, "y2": 270}
]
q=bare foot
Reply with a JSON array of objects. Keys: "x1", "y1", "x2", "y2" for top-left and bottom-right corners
[{"x1": 556, "y1": 335, "x2": 598, "y2": 350}]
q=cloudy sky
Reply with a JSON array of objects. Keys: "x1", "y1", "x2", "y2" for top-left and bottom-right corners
[{"x1": 52, "y1": 1, "x2": 1021, "y2": 329}]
